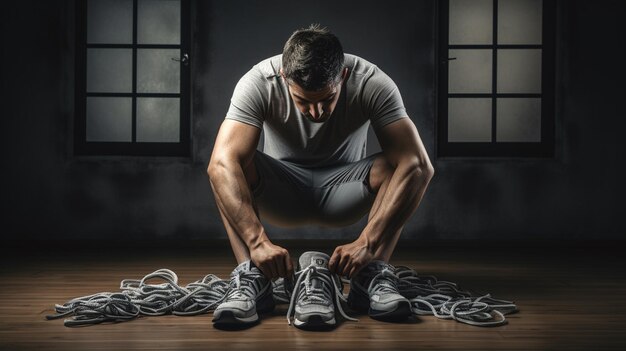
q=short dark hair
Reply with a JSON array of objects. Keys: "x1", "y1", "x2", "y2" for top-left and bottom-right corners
[{"x1": 282, "y1": 24, "x2": 344, "y2": 91}]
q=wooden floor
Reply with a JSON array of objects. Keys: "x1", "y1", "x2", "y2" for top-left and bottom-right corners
[{"x1": 1, "y1": 242, "x2": 625, "y2": 350}]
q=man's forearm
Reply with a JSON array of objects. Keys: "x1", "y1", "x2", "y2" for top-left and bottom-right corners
[
  {"x1": 360, "y1": 160, "x2": 433, "y2": 255},
  {"x1": 208, "y1": 158, "x2": 268, "y2": 250}
]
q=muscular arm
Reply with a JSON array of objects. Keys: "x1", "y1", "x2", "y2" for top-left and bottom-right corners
[
  {"x1": 362, "y1": 118, "x2": 434, "y2": 253},
  {"x1": 329, "y1": 118, "x2": 434, "y2": 277},
  {"x1": 207, "y1": 119, "x2": 293, "y2": 279}
]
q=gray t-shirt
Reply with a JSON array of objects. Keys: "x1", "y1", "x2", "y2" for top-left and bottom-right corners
[{"x1": 225, "y1": 53, "x2": 407, "y2": 167}]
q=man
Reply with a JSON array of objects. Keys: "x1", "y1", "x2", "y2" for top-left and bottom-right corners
[{"x1": 207, "y1": 24, "x2": 434, "y2": 328}]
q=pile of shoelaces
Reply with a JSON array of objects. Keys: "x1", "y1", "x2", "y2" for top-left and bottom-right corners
[{"x1": 46, "y1": 266, "x2": 517, "y2": 327}]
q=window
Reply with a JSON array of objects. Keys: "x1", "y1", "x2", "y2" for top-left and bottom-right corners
[
  {"x1": 75, "y1": 0, "x2": 190, "y2": 156},
  {"x1": 438, "y1": 0, "x2": 555, "y2": 157}
]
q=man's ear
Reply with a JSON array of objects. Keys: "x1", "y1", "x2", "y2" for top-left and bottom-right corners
[{"x1": 341, "y1": 67, "x2": 349, "y2": 82}]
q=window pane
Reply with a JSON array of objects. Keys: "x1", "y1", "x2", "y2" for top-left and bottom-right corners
[
  {"x1": 497, "y1": 49, "x2": 542, "y2": 93},
  {"x1": 449, "y1": 0, "x2": 493, "y2": 45},
  {"x1": 498, "y1": 0, "x2": 542, "y2": 45},
  {"x1": 87, "y1": 48, "x2": 132, "y2": 93},
  {"x1": 87, "y1": 0, "x2": 133, "y2": 44},
  {"x1": 86, "y1": 97, "x2": 132, "y2": 142},
  {"x1": 448, "y1": 98, "x2": 492, "y2": 142},
  {"x1": 448, "y1": 49, "x2": 492, "y2": 93},
  {"x1": 496, "y1": 98, "x2": 541, "y2": 142},
  {"x1": 136, "y1": 98, "x2": 180, "y2": 142},
  {"x1": 137, "y1": 49, "x2": 180, "y2": 93},
  {"x1": 138, "y1": 0, "x2": 181, "y2": 44}
]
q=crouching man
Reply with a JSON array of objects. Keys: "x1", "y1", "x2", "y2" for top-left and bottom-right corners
[{"x1": 208, "y1": 24, "x2": 433, "y2": 328}]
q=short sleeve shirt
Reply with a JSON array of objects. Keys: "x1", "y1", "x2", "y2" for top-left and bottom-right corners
[{"x1": 225, "y1": 54, "x2": 407, "y2": 167}]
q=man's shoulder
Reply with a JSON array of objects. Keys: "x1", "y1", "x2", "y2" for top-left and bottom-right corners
[
  {"x1": 344, "y1": 53, "x2": 378, "y2": 78},
  {"x1": 250, "y1": 54, "x2": 283, "y2": 79},
  {"x1": 344, "y1": 54, "x2": 398, "y2": 98}
]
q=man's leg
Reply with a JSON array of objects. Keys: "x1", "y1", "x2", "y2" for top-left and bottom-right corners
[
  {"x1": 211, "y1": 157, "x2": 279, "y2": 327},
  {"x1": 216, "y1": 151, "x2": 314, "y2": 264},
  {"x1": 343, "y1": 154, "x2": 415, "y2": 320}
]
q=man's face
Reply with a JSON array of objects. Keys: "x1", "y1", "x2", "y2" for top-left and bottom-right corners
[{"x1": 284, "y1": 68, "x2": 347, "y2": 123}]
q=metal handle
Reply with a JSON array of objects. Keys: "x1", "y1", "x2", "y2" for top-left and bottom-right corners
[{"x1": 171, "y1": 53, "x2": 189, "y2": 66}]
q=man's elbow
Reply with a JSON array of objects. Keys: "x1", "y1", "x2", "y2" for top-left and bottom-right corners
[
  {"x1": 405, "y1": 157, "x2": 434, "y2": 183},
  {"x1": 421, "y1": 160, "x2": 435, "y2": 181},
  {"x1": 207, "y1": 156, "x2": 226, "y2": 182}
]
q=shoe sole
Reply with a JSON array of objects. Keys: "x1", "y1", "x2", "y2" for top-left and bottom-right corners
[
  {"x1": 369, "y1": 300, "x2": 412, "y2": 321},
  {"x1": 294, "y1": 315, "x2": 336, "y2": 329},
  {"x1": 213, "y1": 311, "x2": 259, "y2": 325}
]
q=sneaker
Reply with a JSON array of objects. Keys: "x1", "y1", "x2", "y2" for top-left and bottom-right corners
[
  {"x1": 212, "y1": 260, "x2": 274, "y2": 326},
  {"x1": 287, "y1": 251, "x2": 356, "y2": 328},
  {"x1": 347, "y1": 261, "x2": 412, "y2": 320},
  {"x1": 272, "y1": 277, "x2": 292, "y2": 305}
]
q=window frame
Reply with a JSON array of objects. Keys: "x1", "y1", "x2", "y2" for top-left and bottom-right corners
[
  {"x1": 437, "y1": 0, "x2": 556, "y2": 158},
  {"x1": 74, "y1": 0, "x2": 191, "y2": 157}
]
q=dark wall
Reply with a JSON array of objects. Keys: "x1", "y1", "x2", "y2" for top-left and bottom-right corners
[{"x1": 2, "y1": 0, "x2": 624, "y2": 245}]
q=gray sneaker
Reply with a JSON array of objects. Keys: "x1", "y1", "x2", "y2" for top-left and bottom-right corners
[
  {"x1": 288, "y1": 252, "x2": 335, "y2": 328},
  {"x1": 347, "y1": 261, "x2": 412, "y2": 320},
  {"x1": 287, "y1": 251, "x2": 356, "y2": 328},
  {"x1": 212, "y1": 260, "x2": 274, "y2": 326}
]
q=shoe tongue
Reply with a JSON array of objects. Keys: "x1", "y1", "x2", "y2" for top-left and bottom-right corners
[{"x1": 298, "y1": 251, "x2": 330, "y2": 270}]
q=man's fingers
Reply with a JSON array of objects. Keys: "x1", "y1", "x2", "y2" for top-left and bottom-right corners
[
  {"x1": 276, "y1": 255, "x2": 286, "y2": 278},
  {"x1": 336, "y1": 254, "x2": 350, "y2": 277},
  {"x1": 328, "y1": 250, "x2": 339, "y2": 273},
  {"x1": 262, "y1": 260, "x2": 276, "y2": 280},
  {"x1": 285, "y1": 252, "x2": 294, "y2": 277},
  {"x1": 347, "y1": 265, "x2": 358, "y2": 280},
  {"x1": 271, "y1": 260, "x2": 282, "y2": 279}
]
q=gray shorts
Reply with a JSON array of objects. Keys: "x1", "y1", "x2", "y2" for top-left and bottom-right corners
[{"x1": 252, "y1": 151, "x2": 378, "y2": 227}]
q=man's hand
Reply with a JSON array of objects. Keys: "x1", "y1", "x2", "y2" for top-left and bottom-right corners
[
  {"x1": 329, "y1": 237, "x2": 374, "y2": 279},
  {"x1": 250, "y1": 240, "x2": 294, "y2": 280}
]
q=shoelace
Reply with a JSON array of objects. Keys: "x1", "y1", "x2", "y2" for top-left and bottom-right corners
[
  {"x1": 223, "y1": 267, "x2": 269, "y2": 302},
  {"x1": 46, "y1": 268, "x2": 229, "y2": 327},
  {"x1": 286, "y1": 266, "x2": 358, "y2": 325},
  {"x1": 394, "y1": 266, "x2": 518, "y2": 327},
  {"x1": 272, "y1": 278, "x2": 291, "y2": 304},
  {"x1": 48, "y1": 266, "x2": 518, "y2": 328},
  {"x1": 367, "y1": 267, "x2": 403, "y2": 297}
]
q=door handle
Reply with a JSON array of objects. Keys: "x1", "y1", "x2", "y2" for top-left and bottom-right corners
[{"x1": 171, "y1": 53, "x2": 189, "y2": 66}]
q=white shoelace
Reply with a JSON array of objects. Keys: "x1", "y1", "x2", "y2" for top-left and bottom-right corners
[
  {"x1": 367, "y1": 268, "x2": 403, "y2": 296},
  {"x1": 48, "y1": 265, "x2": 518, "y2": 328},
  {"x1": 285, "y1": 266, "x2": 358, "y2": 325},
  {"x1": 394, "y1": 266, "x2": 518, "y2": 327},
  {"x1": 46, "y1": 268, "x2": 229, "y2": 326},
  {"x1": 223, "y1": 267, "x2": 269, "y2": 302},
  {"x1": 272, "y1": 278, "x2": 291, "y2": 304}
]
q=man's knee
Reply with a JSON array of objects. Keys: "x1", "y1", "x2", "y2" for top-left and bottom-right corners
[{"x1": 368, "y1": 154, "x2": 394, "y2": 193}]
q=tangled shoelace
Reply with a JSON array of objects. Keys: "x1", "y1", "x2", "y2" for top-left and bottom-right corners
[
  {"x1": 285, "y1": 266, "x2": 358, "y2": 325},
  {"x1": 394, "y1": 266, "x2": 518, "y2": 326},
  {"x1": 46, "y1": 269, "x2": 229, "y2": 327},
  {"x1": 47, "y1": 265, "x2": 518, "y2": 328}
]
